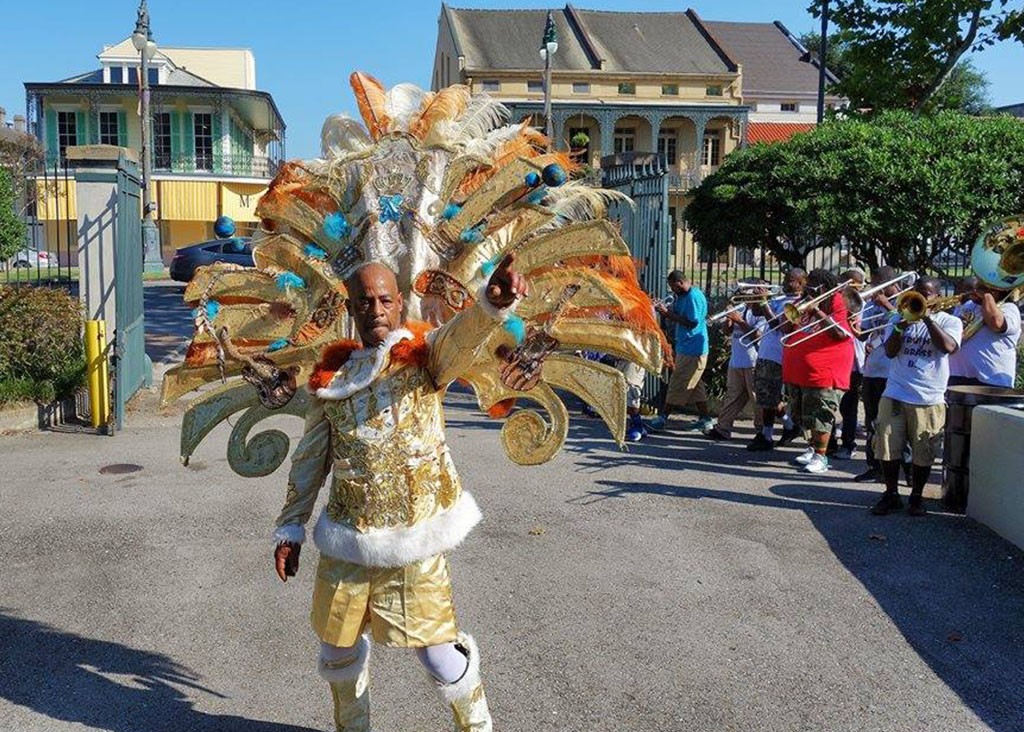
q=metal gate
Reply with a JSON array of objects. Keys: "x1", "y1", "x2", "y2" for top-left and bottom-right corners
[
  {"x1": 601, "y1": 152, "x2": 670, "y2": 403},
  {"x1": 113, "y1": 153, "x2": 150, "y2": 429}
]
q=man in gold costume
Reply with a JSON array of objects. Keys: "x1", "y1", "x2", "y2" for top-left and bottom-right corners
[{"x1": 271, "y1": 256, "x2": 527, "y2": 732}]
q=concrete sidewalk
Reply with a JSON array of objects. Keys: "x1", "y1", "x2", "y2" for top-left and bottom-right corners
[{"x1": 1, "y1": 388, "x2": 1023, "y2": 731}]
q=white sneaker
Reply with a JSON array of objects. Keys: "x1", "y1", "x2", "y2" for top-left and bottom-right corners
[
  {"x1": 803, "y1": 454, "x2": 830, "y2": 473},
  {"x1": 793, "y1": 447, "x2": 815, "y2": 465}
]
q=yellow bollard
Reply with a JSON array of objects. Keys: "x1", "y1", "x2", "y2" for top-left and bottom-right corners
[{"x1": 84, "y1": 320, "x2": 110, "y2": 428}]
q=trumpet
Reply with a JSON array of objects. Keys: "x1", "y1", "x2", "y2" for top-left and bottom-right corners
[
  {"x1": 729, "y1": 284, "x2": 783, "y2": 304},
  {"x1": 895, "y1": 291, "x2": 962, "y2": 322},
  {"x1": 708, "y1": 304, "x2": 744, "y2": 324}
]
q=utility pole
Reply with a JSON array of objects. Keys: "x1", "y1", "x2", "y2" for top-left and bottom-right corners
[
  {"x1": 817, "y1": 0, "x2": 830, "y2": 124},
  {"x1": 540, "y1": 11, "x2": 558, "y2": 151}
]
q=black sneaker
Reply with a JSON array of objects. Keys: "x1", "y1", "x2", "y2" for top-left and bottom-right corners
[
  {"x1": 907, "y1": 496, "x2": 928, "y2": 517},
  {"x1": 778, "y1": 426, "x2": 801, "y2": 446},
  {"x1": 870, "y1": 492, "x2": 904, "y2": 516},
  {"x1": 854, "y1": 468, "x2": 881, "y2": 483},
  {"x1": 746, "y1": 433, "x2": 774, "y2": 452},
  {"x1": 705, "y1": 426, "x2": 730, "y2": 441}
]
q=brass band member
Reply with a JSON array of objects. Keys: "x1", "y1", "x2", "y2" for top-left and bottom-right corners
[
  {"x1": 871, "y1": 277, "x2": 963, "y2": 516},
  {"x1": 949, "y1": 278, "x2": 1021, "y2": 387}
]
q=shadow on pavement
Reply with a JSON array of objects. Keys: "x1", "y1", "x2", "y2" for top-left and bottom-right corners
[
  {"x1": 144, "y1": 283, "x2": 192, "y2": 366},
  {"x1": 0, "y1": 611, "x2": 318, "y2": 732},
  {"x1": 584, "y1": 479, "x2": 1024, "y2": 732}
]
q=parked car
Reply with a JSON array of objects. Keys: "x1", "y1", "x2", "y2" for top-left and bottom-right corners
[
  {"x1": 5, "y1": 246, "x2": 54, "y2": 269},
  {"x1": 169, "y1": 237, "x2": 254, "y2": 282}
]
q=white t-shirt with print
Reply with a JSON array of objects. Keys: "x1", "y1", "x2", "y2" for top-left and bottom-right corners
[
  {"x1": 948, "y1": 303, "x2": 973, "y2": 378},
  {"x1": 861, "y1": 302, "x2": 898, "y2": 379},
  {"x1": 949, "y1": 301, "x2": 1021, "y2": 387},
  {"x1": 755, "y1": 298, "x2": 790, "y2": 365},
  {"x1": 729, "y1": 306, "x2": 766, "y2": 369},
  {"x1": 882, "y1": 311, "x2": 964, "y2": 405}
]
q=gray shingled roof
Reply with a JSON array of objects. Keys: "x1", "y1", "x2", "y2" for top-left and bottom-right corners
[
  {"x1": 51, "y1": 67, "x2": 214, "y2": 87},
  {"x1": 702, "y1": 21, "x2": 833, "y2": 95},
  {"x1": 447, "y1": 6, "x2": 732, "y2": 74},
  {"x1": 995, "y1": 103, "x2": 1024, "y2": 118},
  {"x1": 573, "y1": 9, "x2": 731, "y2": 74}
]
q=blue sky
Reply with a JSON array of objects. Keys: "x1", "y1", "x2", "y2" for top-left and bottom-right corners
[{"x1": 1, "y1": 0, "x2": 1021, "y2": 159}]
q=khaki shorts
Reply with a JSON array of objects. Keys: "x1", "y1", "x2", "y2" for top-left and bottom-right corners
[
  {"x1": 665, "y1": 354, "x2": 708, "y2": 408},
  {"x1": 311, "y1": 553, "x2": 458, "y2": 649},
  {"x1": 616, "y1": 359, "x2": 645, "y2": 410},
  {"x1": 790, "y1": 385, "x2": 841, "y2": 434},
  {"x1": 873, "y1": 397, "x2": 945, "y2": 467},
  {"x1": 754, "y1": 359, "x2": 784, "y2": 409}
]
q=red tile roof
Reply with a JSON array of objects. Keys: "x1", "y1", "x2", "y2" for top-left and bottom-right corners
[{"x1": 747, "y1": 122, "x2": 816, "y2": 144}]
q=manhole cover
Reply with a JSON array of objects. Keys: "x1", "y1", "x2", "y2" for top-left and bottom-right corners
[{"x1": 99, "y1": 463, "x2": 144, "y2": 475}]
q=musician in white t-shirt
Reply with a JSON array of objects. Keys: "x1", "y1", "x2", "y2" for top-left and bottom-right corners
[
  {"x1": 871, "y1": 278, "x2": 963, "y2": 517},
  {"x1": 707, "y1": 289, "x2": 767, "y2": 441},
  {"x1": 949, "y1": 281, "x2": 1021, "y2": 388}
]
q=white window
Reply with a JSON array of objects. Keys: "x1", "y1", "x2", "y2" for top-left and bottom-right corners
[
  {"x1": 781, "y1": 102, "x2": 798, "y2": 112},
  {"x1": 193, "y1": 112, "x2": 214, "y2": 171},
  {"x1": 702, "y1": 130, "x2": 722, "y2": 167},
  {"x1": 572, "y1": 82, "x2": 590, "y2": 94},
  {"x1": 658, "y1": 132, "x2": 677, "y2": 165},
  {"x1": 480, "y1": 80, "x2": 500, "y2": 92},
  {"x1": 153, "y1": 112, "x2": 172, "y2": 170},
  {"x1": 57, "y1": 111, "x2": 77, "y2": 161},
  {"x1": 99, "y1": 111, "x2": 120, "y2": 146},
  {"x1": 613, "y1": 127, "x2": 635, "y2": 154},
  {"x1": 527, "y1": 80, "x2": 544, "y2": 94}
]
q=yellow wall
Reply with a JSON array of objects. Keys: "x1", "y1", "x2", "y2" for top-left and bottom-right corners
[
  {"x1": 221, "y1": 182, "x2": 267, "y2": 222},
  {"x1": 475, "y1": 75, "x2": 741, "y2": 104}
]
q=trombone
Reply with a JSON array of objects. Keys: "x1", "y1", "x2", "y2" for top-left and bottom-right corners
[
  {"x1": 729, "y1": 284, "x2": 783, "y2": 304},
  {"x1": 961, "y1": 286, "x2": 1023, "y2": 342},
  {"x1": 777, "y1": 282, "x2": 855, "y2": 346},
  {"x1": 850, "y1": 272, "x2": 920, "y2": 334}
]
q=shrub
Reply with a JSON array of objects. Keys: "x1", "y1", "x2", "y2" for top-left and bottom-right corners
[
  {"x1": 0, "y1": 286, "x2": 86, "y2": 404},
  {"x1": 570, "y1": 131, "x2": 590, "y2": 148}
]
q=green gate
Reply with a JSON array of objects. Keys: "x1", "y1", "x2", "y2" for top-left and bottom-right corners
[
  {"x1": 113, "y1": 153, "x2": 151, "y2": 429},
  {"x1": 602, "y1": 152, "x2": 670, "y2": 403}
]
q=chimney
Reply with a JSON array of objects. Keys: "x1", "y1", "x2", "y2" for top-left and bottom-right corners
[
  {"x1": 14, "y1": 115, "x2": 26, "y2": 133},
  {"x1": 0, "y1": 107, "x2": 6, "y2": 127}
]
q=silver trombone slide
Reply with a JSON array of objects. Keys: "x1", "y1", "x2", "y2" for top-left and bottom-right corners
[{"x1": 737, "y1": 294, "x2": 801, "y2": 347}]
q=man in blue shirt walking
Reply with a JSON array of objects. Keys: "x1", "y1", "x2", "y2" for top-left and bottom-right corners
[{"x1": 649, "y1": 270, "x2": 714, "y2": 431}]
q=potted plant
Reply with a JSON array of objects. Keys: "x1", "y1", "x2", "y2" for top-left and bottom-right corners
[{"x1": 570, "y1": 131, "x2": 590, "y2": 151}]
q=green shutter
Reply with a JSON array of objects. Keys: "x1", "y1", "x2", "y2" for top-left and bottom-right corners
[
  {"x1": 117, "y1": 111, "x2": 128, "y2": 147},
  {"x1": 183, "y1": 112, "x2": 195, "y2": 172},
  {"x1": 75, "y1": 110, "x2": 86, "y2": 148},
  {"x1": 45, "y1": 108, "x2": 58, "y2": 164},
  {"x1": 211, "y1": 112, "x2": 223, "y2": 173},
  {"x1": 170, "y1": 111, "x2": 182, "y2": 171}
]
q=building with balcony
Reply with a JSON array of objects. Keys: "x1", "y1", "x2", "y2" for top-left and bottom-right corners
[
  {"x1": 24, "y1": 38, "x2": 285, "y2": 262},
  {"x1": 433, "y1": 4, "x2": 838, "y2": 272}
]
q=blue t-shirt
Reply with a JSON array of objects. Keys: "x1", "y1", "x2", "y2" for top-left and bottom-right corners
[{"x1": 673, "y1": 287, "x2": 709, "y2": 356}]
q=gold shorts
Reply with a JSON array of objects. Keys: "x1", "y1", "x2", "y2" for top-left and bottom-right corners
[
  {"x1": 311, "y1": 553, "x2": 458, "y2": 649},
  {"x1": 665, "y1": 354, "x2": 708, "y2": 408},
  {"x1": 873, "y1": 397, "x2": 945, "y2": 467}
]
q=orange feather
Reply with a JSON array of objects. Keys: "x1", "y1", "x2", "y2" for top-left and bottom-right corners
[
  {"x1": 350, "y1": 72, "x2": 390, "y2": 140},
  {"x1": 409, "y1": 84, "x2": 471, "y2": 140}
]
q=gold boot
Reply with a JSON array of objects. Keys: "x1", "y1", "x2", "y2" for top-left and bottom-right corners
[
  {"x1": 438, "y1": 633, "x2": 492, "y2": 732},
  {"x1": 319, "y1": 635, "x2": 371, "y2": 732}
]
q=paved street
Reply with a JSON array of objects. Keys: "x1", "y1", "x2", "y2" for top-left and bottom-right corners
[{"x1": 2, "y1": 380, "x2": 1023, "y2": 732}]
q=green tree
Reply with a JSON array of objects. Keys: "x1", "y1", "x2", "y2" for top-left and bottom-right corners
[
  {"x1": 815, "y1": 0, "x2": 1023, "y2": 112},
  {"x1": 798, "y1": 31, "x2": 991, "y2": 114},
  {"x1": 684, "y1": 112, "x2": 1024, "y2": 272},
  {"x1": 0, "y1": 169, "x2": 26, "y2": 263}
]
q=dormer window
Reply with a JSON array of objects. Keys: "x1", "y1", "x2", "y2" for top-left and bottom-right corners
[{"x1": 110, "y1": 67, "x2": 124, "y2": 84}]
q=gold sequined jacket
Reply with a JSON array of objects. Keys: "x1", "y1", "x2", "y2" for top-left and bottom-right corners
[{"x1": 272, "y1": 301, "x2": 508, "y2": 568}]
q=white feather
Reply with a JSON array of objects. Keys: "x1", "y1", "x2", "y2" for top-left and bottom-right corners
[
  {"x1": 384, "y1": 83, "x2": 429, "y2": 132},
  {"x1": 545, "y1": 182, "x2": 634, "y2": 222},
  {"x1": 321, "y1": 114, "x2": 372, "y2": 158},
  {"x1": 450, "y1": 94, "x2": 510, "y2": 147},
  {"x1": 462, "y1": 124, "x2": 527, "y2": 159}
]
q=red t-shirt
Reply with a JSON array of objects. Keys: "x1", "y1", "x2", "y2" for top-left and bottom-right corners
[{"x1": 781, "y1": 292, "x2": 855, "y2": 389}]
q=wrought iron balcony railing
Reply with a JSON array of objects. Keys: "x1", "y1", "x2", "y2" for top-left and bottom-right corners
[{"x1": 45, "y1": 151, "x2": 281, "y2": 179}]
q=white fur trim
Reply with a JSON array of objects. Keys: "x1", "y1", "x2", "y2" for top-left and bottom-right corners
[
  {"x1": 312, "y1": 491, "x2": 482, "y2": 568},
  {"x1": 438, "y1": 633, "x2": 482, "y2": 704},
  {"x1": 317, "y1": 635, "x2": 371, "y2": 683},
  {"x1": 475, "y1": 283, "x2": 518, "y2": 322},
  {"x1": 272, "y1": 523, "x2": 306, "y2": 545},
  {"x1": 316, "y1": 328, "x2": 413, "y2": 401}
]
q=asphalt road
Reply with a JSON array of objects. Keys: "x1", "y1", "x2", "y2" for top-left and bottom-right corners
[{"x1": 2, "y1": 387, "x2": 1023, "y2": 732}]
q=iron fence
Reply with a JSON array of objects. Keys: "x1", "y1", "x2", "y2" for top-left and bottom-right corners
[{"x1": 44, "y1": 151, "x2": 281, "y2": 180}]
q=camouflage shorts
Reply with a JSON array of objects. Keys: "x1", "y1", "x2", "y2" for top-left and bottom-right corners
[
  {"x1": 789, "y1": 385, "x2": 841, "y2": 435},
  {"x1": 753, "y1": 359, "x2": 784, "y2": 409}
]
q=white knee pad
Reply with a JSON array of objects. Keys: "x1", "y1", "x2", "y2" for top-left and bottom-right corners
[
  {"x1": 416, "y1": 640, "x2": 469, "y2": 685},
  {"x1": 318, "y1": 635, "x2": 370, "y2": 683}
]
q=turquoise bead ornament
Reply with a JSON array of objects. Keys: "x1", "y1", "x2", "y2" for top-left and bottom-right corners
[
  {"x1": 541, "y1": 163, "x2": 567, "y2": 187},
  {"x1": 524, "y1": 171, "x2": 542, "y2": 188},
  {"x1": 378, "y1": 194, "x2": 405, "y2": 223}
]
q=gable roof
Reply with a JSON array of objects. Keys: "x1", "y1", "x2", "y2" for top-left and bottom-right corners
[
  {"x1": 699, "y1": 19, "x2": 839, "y2": 96},
  {"x1": 445, "y1": 5, "x2": 736, "y2": 75}
]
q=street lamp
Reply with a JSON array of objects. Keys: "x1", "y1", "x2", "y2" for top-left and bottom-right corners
[
  {"x1": 133, "y1": 0, "x2": 163, "y2": 274},
  {"x1": 539, "y1": 10, "x2": 558, "y2": 151}
]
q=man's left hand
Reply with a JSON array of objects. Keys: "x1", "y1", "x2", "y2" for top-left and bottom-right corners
[{"x1": 486, "y1": 254, "x2": 529, "y2": 309}]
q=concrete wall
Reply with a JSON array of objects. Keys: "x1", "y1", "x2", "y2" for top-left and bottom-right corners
[{"x1": 968, "y1": 404, "x2": 1024, "y2": 551}]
